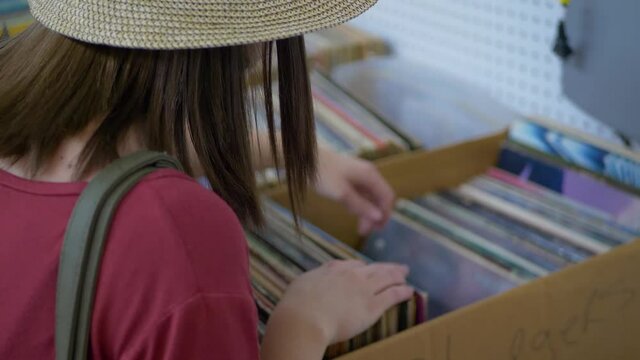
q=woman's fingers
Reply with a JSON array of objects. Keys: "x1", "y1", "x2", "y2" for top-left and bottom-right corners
[
  {"x1": 339, "y1": 186, "x2": 384, "y2": 225},
  {"x1": 350, "y1": 162, "x2": 395, "y2": 220},
  {"x1": 359, "y1": 263, "x2": 410, "y2": 294},
  {"x1": 371, "y1": 285, "x2": 414, "y2": 316}
]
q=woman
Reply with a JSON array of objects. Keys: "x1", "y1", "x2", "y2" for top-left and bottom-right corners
[{"x1": 0, "y1": 1, "x2": 413, "y2": 359}]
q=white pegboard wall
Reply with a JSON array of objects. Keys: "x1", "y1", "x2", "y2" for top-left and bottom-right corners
[{"x1": 351, "y1": 0, "x2": 624, "y2": 144}]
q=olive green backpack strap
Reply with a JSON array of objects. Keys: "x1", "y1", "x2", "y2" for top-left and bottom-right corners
[{"x1": 56, "y1": 151, "x2": 183, "y2": 360}]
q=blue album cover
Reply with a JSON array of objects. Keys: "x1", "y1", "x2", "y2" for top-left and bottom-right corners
[{"x1": 509, "y1": 121, "x2": 640, "y2": 190}]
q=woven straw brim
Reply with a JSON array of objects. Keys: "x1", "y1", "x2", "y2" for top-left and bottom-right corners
[{"x1": 27, "y1": 0, "x2": 377, "y2": 50}]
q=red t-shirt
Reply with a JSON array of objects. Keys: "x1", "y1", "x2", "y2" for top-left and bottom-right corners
[{"x1": 0, "y1": 168, "x2": 259, "y2": 359}]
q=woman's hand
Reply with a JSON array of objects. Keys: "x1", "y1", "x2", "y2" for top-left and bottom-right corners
[
  {"x1": 315, "y1": 147, "x2": 395, "y2": 235},
  {"x1": 278, "y1": 260, "x2": 412, "y2": 344},
  {"x1": 260, "y1": 260, "x2": 413, "y2": 360},
  {"x1": 246, "y1": 132, "x2": 394, "y2": 234}
]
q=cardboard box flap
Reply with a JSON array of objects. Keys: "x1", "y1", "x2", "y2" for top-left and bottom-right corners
[
  {"x1": 375, "y1": 131, "x2": 505, "y2": 199},
  {"x1": 338, "y1": 239, "x2": 640, "y2": 360}
]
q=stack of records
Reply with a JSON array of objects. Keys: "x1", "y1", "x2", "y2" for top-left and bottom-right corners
[
  {"x1": 248, "y1": 200, "x2": 428, "y2": 359},
  {"x1": 256, "y1": 72, "x2": 417, "y2": 187},
  {"x1": 305, "y1": 24, "x2": 390, "y2": 73},
  {"x1": 0, "y1": 0, "x2": 31, "y2": 41},
  {"x1": 363, "y1": 125, "x2": 640, "y2": 318},
  {"x1": 310, "y1": 72, "x2": 416, "y2": 159}
]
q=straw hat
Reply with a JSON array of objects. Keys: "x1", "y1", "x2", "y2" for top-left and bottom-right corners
[{"x1": 27, "y1": 0, "x2": 377, "y2": 50}]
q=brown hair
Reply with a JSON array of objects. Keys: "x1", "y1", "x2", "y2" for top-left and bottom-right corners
[{"x1": 0, "y1": 23, "x2": 316, "y2": 226}]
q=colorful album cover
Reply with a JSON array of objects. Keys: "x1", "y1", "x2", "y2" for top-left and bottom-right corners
[
  {"x1": 471, "y1": 175, "x2": 637, "y2": 244},
  {"x1": 509, "y1": 120, "x2": 640, "y2": 190},
  {"x1": 497, "y1": 146, "x2": 640, "y2": 232}
]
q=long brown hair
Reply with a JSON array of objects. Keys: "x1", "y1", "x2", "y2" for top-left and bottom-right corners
[{"x1": 0, "y1": 22, "x2": 316, "y2": 226}]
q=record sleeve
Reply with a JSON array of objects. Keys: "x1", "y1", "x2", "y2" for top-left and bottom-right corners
[
  {"x1": 439, "y1": 191, "x2": 594, "y2": 263},
  {"x1": 397, "y1": 200, "x2": 546, "y2": 280},
  {"x1": 453, "y1": 184, "x2": 610, "y2": 254},
  {"x1": 363, "y1": 209, "x2": 521, "y2": 317},
  {"x1": 470, "y1": 175, "x2": 634, "y2": 245},
  {"x1": 416, "y1": 195, "x2": 570, "y2": 272},
  {"x1": 250, "y1": 200, "x2": 428, "y2": 358},
  {"x1": 486, "y1": 167, "x2": 640, "y2": 238}
]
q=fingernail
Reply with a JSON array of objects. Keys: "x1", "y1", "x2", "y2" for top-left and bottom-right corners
[{"x1": 370, "y1": 209, "x2": 383, "y2": 221}]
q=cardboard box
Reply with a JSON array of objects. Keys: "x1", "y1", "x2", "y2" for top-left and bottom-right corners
[{"x1": 266, "y1": 131, "x2": 640, "y2": 360}]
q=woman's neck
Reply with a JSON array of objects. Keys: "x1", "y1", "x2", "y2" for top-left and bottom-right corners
[{"x1": 0, "y1": 122, "x2": 144, "y2": 183}]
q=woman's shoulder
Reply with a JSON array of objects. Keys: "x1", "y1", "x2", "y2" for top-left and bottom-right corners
[
  {"x1": 131, "y1": 168, "x2": 240, "y2": 229},
  {"x1": 103, "y1": 168, "x2": 250, "y2": 294},
  {"x1": 121, "y1": 168, "x2": 242, "y2": 238},
  {"x1": 91, "y1": 169, "x2": 257, "y2": 357}
]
